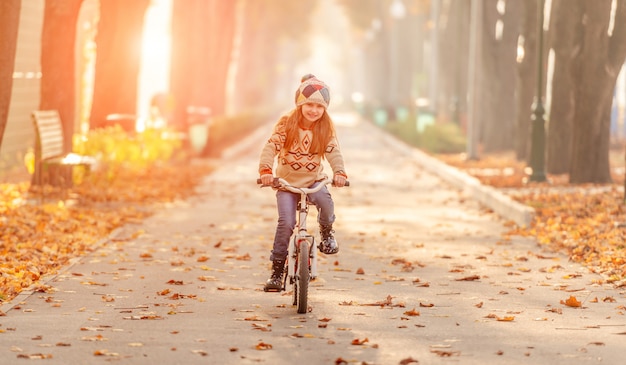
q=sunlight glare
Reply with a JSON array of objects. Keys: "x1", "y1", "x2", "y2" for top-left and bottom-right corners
[{"x1": 138, "y1": 0, "x2": 172, "y2": 131}]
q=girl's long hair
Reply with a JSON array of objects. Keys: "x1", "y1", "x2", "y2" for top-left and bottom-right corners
[{"x1": 282, "y1": 106, "x2": 335, "y2": 157}]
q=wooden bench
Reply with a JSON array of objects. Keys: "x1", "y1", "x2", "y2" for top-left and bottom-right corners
[{"x1": 31, "y1": 110, "x2": 97, "y2": 190}]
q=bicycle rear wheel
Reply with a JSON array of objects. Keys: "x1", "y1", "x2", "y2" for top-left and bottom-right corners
[{"x1": 295, "y1": 239, "x2": 310, "y2": 313}]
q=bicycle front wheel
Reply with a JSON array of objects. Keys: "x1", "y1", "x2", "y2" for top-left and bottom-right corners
[{"x1": 296, "y1": 239, "x2": 310, "y2": 314}]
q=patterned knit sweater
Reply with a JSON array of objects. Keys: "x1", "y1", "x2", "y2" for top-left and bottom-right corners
[{"x1": 258, "y1": 118, "x2": 347, "y2": 188}]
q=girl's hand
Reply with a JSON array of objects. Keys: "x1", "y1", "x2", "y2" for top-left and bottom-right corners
[
  {"x1": 260, "y1": 174, "x2": 274, "y2": 186},
  {"x1": 333, "y1": 175, "x2": 347, "y2": 187}
]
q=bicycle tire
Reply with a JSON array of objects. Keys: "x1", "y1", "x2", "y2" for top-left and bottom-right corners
[{"x1": 296, "y1": 239, "x2": 310, "y2": 313}]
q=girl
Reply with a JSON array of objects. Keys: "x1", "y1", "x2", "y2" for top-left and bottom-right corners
[{"x1": 259, "y1": 74, "x2": 348, "y2": 291}]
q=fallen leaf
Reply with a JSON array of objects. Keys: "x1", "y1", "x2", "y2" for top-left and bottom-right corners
[
  {"x1": 360, "y1": 295, "x2": 405, "y2": 308},
  {"x1": 93, "y1": 350, "x2": 119, "y2": 357},
  {"x1": 485, "y1": 313, "x2": 515, "y2": 321},
  {"x1": 192, "y1": 350, "x2": 208, "y2": 356},
  {"x1": 561, "y1": 295, "x2": 582, "y2": 308},
  {"x1": 255, "y1": 342, "x2": 272, "y2": 350},
  {"x1": 351, "y1": 338, "x2": 369, "y2": 345},
  {"x1": 455, "y1": 275, "x2": 480, "y2": 281},
  {"x1": 431, "y1": 349, "x2": 460, "y2": 357},
  {"x1": 251, "y1": 323, "x2": 270, "y2": 332},
  {"x1": 82, "y1": 334, "x2": 107, "y2": 342},
  {"x1": 17, "y1": 353, "x2": 53, "y2": 359},
  {"x1": 404, "y1": 308, "x2": 420, "y2": 316}
]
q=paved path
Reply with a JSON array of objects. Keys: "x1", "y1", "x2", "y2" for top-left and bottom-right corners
[{"x1": 1, "y1": 113, "x2": 624, "y2": 365}]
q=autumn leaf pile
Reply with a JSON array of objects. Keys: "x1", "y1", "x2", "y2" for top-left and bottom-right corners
[
  {"x1": 438, "y1": 152, "x2": 626, "y2": 284},
  {"x1": 0, "y1": 162, "x2": 214, "y2": 302},
  {"x1": 509, "y1": 187, "x2": 626, "y2": 283}
]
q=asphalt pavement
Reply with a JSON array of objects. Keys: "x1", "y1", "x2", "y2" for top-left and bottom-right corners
[{"x1": 1, "y1": 112, "x2": 624, "y2": 365}]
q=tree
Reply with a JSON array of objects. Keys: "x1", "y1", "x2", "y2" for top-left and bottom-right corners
[
  {"x1": 169, "y1": 0, "x2": 236, "y2": 131},
  {"x1": 437, "y1": 0, "x2": 469, "y2": 125},
  {"x1": 40, "y1": 0, "x2": 84, "y2": 152},
  {"x1": 479, "y1": 0, "x2": 520, "y2": 153},
  {"x1": 90, "y1": 0, "x2": 150, "y2": 130},
  {"x1": 545, "y1": 0, "x2": 580, "y2": 174},
  {"x1": 569, "y1": 0, "x2": 626, "y2": 183},
  {"x1": 514, "y1": 0, "x2": 538, "y2": 162},
  {"x1": 0, "y1": 0, "x2": 21, "y2": 148},
  {"x1": 233, "y1": 0, "x2": 314, "y2": 112}
]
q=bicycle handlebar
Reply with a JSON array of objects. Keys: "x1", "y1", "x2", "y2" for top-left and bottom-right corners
[{"x1": 256, "y1": 177, "x2": 349, "y2": 193}]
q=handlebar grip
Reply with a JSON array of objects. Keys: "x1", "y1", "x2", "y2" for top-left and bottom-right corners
[
  {"x1": 257, "y1": 178, "x2": 280, "y2": 188},
  {"x1": 345, "y1": 181, "x2": 350, "y2": 187}
]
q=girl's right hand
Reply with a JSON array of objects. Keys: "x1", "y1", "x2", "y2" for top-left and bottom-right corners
[{"x1": 260, "y1": 174, "x2": 274, "y2": 186}]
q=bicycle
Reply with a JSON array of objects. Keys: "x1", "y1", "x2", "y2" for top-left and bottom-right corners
[{"x1": 257, "y1": 176, "x2": 349, "y2": 313}]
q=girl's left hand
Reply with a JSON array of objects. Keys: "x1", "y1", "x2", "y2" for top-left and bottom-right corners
[{"x1": 333, "y1": 175, "x2": 347, "y2": 187}]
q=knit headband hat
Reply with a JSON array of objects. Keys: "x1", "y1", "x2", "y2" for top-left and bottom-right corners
[{"x1": 295, "y1": 74, "x2": 330, "y2": 109}]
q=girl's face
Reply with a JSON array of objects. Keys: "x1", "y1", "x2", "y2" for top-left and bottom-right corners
[{"x1": 301, "y1": 102, "x2": 325, "y2": 123}]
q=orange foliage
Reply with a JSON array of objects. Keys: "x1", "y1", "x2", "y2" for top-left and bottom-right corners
[{"x1": 0, "y1": 162, "x2": 214, "y2": 302}]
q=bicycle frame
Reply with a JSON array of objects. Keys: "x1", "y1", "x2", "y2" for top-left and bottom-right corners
[
  {"x1": 273, "y1": 178, "x2": 330, "y2": 280},
  {"x1": 286, "y1": 183, "x2": 319, "y2": 285}
]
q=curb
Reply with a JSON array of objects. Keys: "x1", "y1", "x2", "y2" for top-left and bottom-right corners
[{"x1": 365, "y1": 120, "x2": 535, "y2": 227}]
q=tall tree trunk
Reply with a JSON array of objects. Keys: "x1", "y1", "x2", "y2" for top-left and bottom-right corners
[
  {"x1": 205, "y1": 0, "x2": 236, "y2": 117},
  {"x1": 545, "y1": 0, "x2": 581, "y2": 174},
  {"x1": 40, "y1": 0, "x2": 83, "y2": 152},
  {"x1": 395, "y1": 7, "x2": 415, "y2": 112},
  {"x1": 170, "y1": 0, "x2": 235, "y2": 131},
  {"x1": 514, "y1": 0, "x2": 537, "y2": 162},
  {"x1": 234, "y1": 0, "x2": 277, "y2": 112},
  {"x1": 0, "y1": 0, "x2": 21, "y2": 148},
  {"x1": 480, "y1": 0, "x2": 519, "y2": 152},
  {"x1": 438, "y1": 0, "x2": 469, "y2": 124},
  {"x1": 90, "y1": 0, "x2": 149, "y2": 130},
  {"x1": 232, "y1": 0, "x2": 257, "y2": 111},
  {"x1": 570, "y1": 0, "x2": 626, "y2": 183},
  {"x1": 170, "y1": 0, "x2": 212, "y2": 129}
]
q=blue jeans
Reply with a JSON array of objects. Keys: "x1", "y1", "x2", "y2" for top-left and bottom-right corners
[{"x1": 270, "y1": 181, "x2": 335, "y2": 261}]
